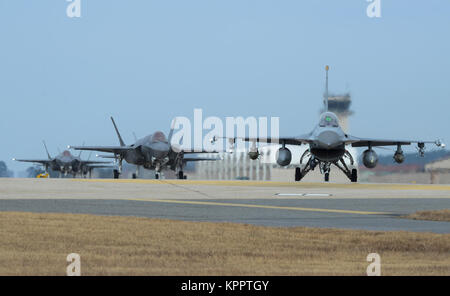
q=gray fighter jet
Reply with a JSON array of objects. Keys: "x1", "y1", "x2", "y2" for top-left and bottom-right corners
[
  {"x1": 13, "y1": 141, "x2": 113, "y2": 178},
  {"x1": 222, "y1": 66, "x2": 445, "y2": 182},
  {"x1": 69, "y1": 117, "x2": 219, "y2": 179}
]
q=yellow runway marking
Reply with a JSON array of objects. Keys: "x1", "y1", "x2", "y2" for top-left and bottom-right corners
[
  {"x1": 75, "y1": 179, "x2": 450, "y2": 191},
  {"x1": 130, "y1": 198, "x2": 391, "y2": 215}
]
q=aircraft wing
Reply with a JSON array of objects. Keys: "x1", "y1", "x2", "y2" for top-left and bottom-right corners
[
  {"x1": 95, "y1": 155, "x2": 117, "y2": 159},
  {"x1": 13, "y1": 159, "x2": 52, "y2": 165},
  {"x1": 218, "y1": 135, "x2": 312, "y2": 146},
  {"x1": 83, "y1": 164, "x2": 116, "y2": 169},
  {"x1": 345, "y1": 136, "x2": 443, "y2": 148},
  {"x1": 69, "y1": 145, "x2": 133, "y2": 154},
  {"x1": 81, "y1": 160, "x2": 112, "y2": 165},
  {"x1": 182, "y1": 150, "x2": 220, "y2": 154},
  {"x1": 183, "y1": 156, "x2": 222, "y2": 162}
]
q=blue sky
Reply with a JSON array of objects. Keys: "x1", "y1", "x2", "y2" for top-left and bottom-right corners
[{"x1": 0, "y1": 1, "x2": 449, "y2": 172}]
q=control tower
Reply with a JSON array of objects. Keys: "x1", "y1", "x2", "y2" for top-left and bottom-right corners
[{"x1": 323, "y1": 93, "x2": 353, "y2": 133}]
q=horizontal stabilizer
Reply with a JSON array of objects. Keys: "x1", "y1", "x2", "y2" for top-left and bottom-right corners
[{"x1": 12, "y1": 158, "x2": 51, "y2": 165}]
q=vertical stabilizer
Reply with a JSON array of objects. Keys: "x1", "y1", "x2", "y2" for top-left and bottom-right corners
[
  {"x1": 110, "y1": 117, "x2": 126, "y2": 147},
  {"x1": 42, "y1": 140, "x2": 51, "y2": 159},
  {"x1": 324, "y1": 65, "x2": 329, "y2": 111}
]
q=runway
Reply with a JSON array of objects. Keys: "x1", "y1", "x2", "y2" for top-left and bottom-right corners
[{"x1": 1, "y1": 178, "x2": 449, "y2": 233}]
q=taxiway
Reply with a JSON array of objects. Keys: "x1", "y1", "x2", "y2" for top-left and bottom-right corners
[{"x1": 1, "y1": 178, "x2": 449, "y2": 233}]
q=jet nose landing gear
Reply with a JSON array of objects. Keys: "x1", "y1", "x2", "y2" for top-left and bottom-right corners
[{"x1": 320, "y1": 162, "x2": 331, "y2": 182}]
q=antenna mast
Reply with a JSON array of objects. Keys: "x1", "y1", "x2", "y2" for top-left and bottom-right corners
[{"x1": 324, "y1": 65, "x2": 329, "y2": 111}]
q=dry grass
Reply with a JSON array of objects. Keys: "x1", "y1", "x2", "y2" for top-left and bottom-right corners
[
  {"x1": 0, "y1": 212, "x2": 449, "y2": 276},
  {"x1": 404, "y1": 209, "x2": 450, "y2": 222}
]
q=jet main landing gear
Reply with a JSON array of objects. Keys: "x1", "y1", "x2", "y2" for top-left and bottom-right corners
[
  {"x1": 350, "y1": 169, "x2": 357, "y2": 182},
  {"x1": 295, "y1": 167, "x2": 303, "y2": 181},
  {"x1": 176, "y1": 170, "x2": 187, "y2": 179}
]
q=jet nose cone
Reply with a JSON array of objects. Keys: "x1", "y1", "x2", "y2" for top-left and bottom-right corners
[
  {"x1": 317, "y1": 131, "x2": 341, "y2": 148},
  {"x1": 148, "y1": 142, "x2": 170, "y2": 158}
]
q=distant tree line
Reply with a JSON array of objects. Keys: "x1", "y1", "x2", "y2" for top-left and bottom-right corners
[
  {"x1": 24, "y1": 166, "x2": 62, "y2": 178},
  {"x1": 0, "y1": 161, "x2": 14, "y2": 177}
]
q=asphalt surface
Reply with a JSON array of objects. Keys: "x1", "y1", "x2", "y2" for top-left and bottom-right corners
[{"x1": 1, "y1": 178, "x2": 449, "y2": 233}]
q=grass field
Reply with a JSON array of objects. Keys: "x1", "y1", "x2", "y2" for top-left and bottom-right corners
[
  {"x1": 0, "y1": 212, "x2": 449, "y2": 276},
  {"x1": 404, "y1": 209, "x2": 450, "y2": 222}
]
